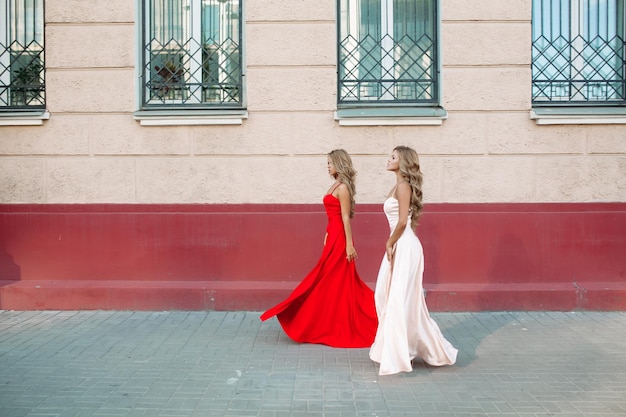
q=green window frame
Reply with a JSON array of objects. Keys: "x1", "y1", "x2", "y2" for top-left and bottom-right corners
[
  {"x1": 139, "y1": 0, "x2": 243, "y2": 110},
  {"x1": 337, "y1": 0, "x2": 440, "y2": 106},
  {"x1": 0, "y1": 0, "x2": 45, "y2": 111},
  {"x1": 532, "y1": 0, "x2": 626, "y2": 106}
]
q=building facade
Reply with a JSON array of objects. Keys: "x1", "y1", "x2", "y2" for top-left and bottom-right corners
[{"x1": 1, "y1": 0, "x2": 625, "y2": 311}]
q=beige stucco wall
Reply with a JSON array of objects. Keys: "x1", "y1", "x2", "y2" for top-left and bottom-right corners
[{"x1": 1, "y1": 0, "x2": 625, "y2": 204}]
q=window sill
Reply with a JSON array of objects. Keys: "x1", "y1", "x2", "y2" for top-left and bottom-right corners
[
  {"x1": 133, "y1": 109, "x2": 248, "y2": 126},
  {"x1": 334, "y1": 107, "x2": 447, "y2": 126},
  {"x1": 530, "y1": 107, "x2": 626, "y2": 125},
  {"x1": 0, "y1": 110, "x2": 50, "y2": 126}
]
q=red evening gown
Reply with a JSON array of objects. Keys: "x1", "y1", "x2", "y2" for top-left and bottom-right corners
[{"x1": 260, "y1": 193, "x2": 378, "y2": 348}]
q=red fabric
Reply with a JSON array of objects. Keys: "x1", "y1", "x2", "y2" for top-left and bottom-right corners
[{"x1": 260, "y1": 194, "x2": 378, "y2": 348}]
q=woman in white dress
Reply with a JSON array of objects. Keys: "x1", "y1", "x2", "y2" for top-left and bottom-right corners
[{"x1": 369, "y1": 146, "x2": 458, "y2": 376}]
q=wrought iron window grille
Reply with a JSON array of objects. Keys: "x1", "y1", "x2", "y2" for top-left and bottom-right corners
[
  {"x1": 337, "y1": 0, "x2": 439, "y2": 106},
  {"x1": 140, "y1": 0, "x2": 243, "y2": 109},
  {"x1": 532, "y1": 0, "x2": 626, "y2": 106},
  {"x1": 0, "y1": 0, "x2": 45, "y2": 111}
]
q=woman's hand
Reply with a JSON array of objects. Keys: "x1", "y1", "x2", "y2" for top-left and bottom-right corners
[
  {"x1": 346, "y1": 244, "x2": 357, "y2": 262},
  {"x1": 386, "y1": 240, "x2": 395, "y2": 263},
  {"x1": 336, "y1": 183, "x2": 358, "y2": 263}
]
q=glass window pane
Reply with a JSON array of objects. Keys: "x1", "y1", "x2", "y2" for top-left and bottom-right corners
[
  {"x1": 532, "y1": 0, "x2": 625, "y2": 104},
  {"x1": 0, "y1": 0, "x2": 45, "y2": 109},
  {"x1": 338, "y1": 0, "x2": 438, "y2": 104},
  {"x1": 142, "y1": 0, "x2": 242, "y2": 108}
]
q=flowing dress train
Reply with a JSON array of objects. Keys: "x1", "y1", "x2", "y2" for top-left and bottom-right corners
[
  {"x1": 369, "y1": 197, "x2": 457, "y2": 375},
  {"x1": 260, "y1": 193, "x2": 378, "y2": 348}
]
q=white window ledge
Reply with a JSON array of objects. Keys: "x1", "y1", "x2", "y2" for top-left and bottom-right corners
[
  {"x1": 336, "y1": 116, "x2": 445, "y2": 126},
  {"x1": 334, "y1": 107, "x2": 447, "y2": 126},
  {"x1": 133, "y1": 110, "x2": 248, "y2": 126},
  {"x1": 0, "y1": 110, "x2": 50, "y2": 126},
  {"x1": 531, "y1": 107, "x2": 626, "y2": 125}
]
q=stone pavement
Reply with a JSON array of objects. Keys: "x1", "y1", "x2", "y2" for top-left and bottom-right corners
[{"x1": 1, "y1": 310, "x2": 625, "y2": 417}]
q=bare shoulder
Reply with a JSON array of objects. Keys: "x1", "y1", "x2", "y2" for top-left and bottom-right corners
[
  {"x1": 335, "y1": 182, "x2": 349, "y2": 195},
  {"x1": 396, "y1": 181, "x2": 411, "y2": 195}
]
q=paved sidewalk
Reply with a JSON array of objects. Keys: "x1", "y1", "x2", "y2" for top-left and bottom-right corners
[{"x1": 1, "y1": 310, "x2": 625, "y2": 417}]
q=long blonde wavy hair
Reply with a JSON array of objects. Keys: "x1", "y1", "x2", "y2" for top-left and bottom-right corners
[
  {"x1": 328, "y1": 149, "x2": 357, "y2": 218},
  {"x1": 394, "y1": 146, "x2": 424, "y2": 229}
]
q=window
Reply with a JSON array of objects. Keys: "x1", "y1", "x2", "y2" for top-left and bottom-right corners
[
  {"x1": 532, "y1": 0, "x2": 625, "y2": 105},
  {"x1": 337, "y1": 0, "x2": 439, "y2": 106},
  {"x1": 139, "y1": 0, "x2": 243, "y2": 109},
  {"x1": 0, "y1": 0, "x2": 45, "y2": 111}
]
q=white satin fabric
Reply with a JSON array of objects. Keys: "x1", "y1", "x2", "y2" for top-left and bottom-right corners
[{"x1": 369, "y1": 197, "x2": 458, "y2": 375}]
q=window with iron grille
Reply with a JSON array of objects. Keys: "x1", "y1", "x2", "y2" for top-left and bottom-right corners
[
  {"x1": 337, "y1": 0, "x2": 439, "y2": 105},
  {"x1": 532, "y1": 0, "x2": 626, "y2": 105},
  {"x1": 140, "y1": 0, "x2": 243, "y2": 109},
  {"x1": 0, "y1": 0, "x2": 45, "y2": 111}
]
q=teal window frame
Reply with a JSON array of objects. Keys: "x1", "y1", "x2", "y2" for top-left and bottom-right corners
[
  {"x1": 532, "y1": 0, "x2": 626, "y2": 106},
  {"x1": 337, "y1": 0, "x2": 441, "y2": 108},
  {"x1": 0, "y1": 0, "x2": 45, "y2": 112},
  {"x1": 138, "y1": 0, "x2": 244, "y2": 111}
]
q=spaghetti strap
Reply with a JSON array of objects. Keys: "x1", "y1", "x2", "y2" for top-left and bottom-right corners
[
  {"x1": 389, "y1": 184, "x2": 398, "y2": 199},
  {"x1": 329, "y1": 181, "x2": 342, "y2": 195}
]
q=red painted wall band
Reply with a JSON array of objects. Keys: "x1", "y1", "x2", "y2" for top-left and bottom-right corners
[
  {"x1": 2, "y1": 202, "x2": 624, "y2": 282},
  {"x1": 1, "y1": 203, "x2": 625, "y2": 310}
]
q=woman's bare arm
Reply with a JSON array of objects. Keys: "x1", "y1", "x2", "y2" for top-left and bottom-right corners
[
  {"x1": 385, "y1": 182, "x2": 411, "y2": 262},
  {"x1": 337, "y1": 184, "x2": 357, "y2": 262}
]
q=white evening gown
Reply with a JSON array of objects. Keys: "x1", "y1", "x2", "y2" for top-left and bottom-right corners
[{"x1": 369, "y1": 197, "x2": 458, "y2": 375}]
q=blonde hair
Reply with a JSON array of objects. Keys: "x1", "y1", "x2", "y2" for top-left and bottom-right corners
[
  {"x1": 394, "y1": 146, "x2": 423, "y2": 228},
  {"x1": 328, "y1": 149, "x2": 356, "y2": 218}
]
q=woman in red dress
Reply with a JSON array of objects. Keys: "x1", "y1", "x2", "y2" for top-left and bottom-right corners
[{"x1": 260, "y1": 149, "x2": 378, "y2": 348}]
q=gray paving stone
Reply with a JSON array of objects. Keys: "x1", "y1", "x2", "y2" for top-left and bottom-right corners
[{"x1": 1, "y1": 311, "x2": 626, "y2": 416}]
